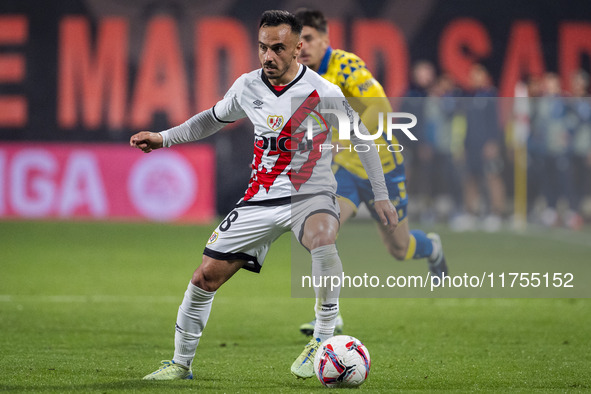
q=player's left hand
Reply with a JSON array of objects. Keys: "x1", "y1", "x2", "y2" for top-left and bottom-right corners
[{"x1": 374, "y1": 200, "x2": 398, "y2": 232}]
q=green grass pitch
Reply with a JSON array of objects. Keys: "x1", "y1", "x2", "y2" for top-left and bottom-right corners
[{"x1": 1, "y1": 220, "x2": 590, "y2": 392}]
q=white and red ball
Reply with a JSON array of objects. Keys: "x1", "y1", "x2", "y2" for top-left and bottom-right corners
[{"x1": 313, "y1": 335, "x2": 371, "y2": 388}]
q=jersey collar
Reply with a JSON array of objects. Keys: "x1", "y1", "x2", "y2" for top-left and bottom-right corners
[
  {"x1": 261, "y1": 64, "x2": 307, "y2": 97},
  {"x1": 317, "y1": 46, "x2": 333, "y2": 76}
]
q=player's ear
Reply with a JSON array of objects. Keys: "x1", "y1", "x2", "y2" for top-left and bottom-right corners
[{"x1": 294, "y1": 39, "x2": 303, "y2": 58}]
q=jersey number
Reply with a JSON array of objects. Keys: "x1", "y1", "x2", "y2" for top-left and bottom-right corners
[{"x1": 219, "y1": 210, "x2": 239, "y2": 232}]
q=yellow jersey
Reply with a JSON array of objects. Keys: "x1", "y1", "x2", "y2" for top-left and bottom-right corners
[{"x1": 317, "y1": 47, "x2": 403, "y2": 178}]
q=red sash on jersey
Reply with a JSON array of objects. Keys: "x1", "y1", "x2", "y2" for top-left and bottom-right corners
[{"x1": 244, "y1": 90, "x2": 329, "y2": 200}]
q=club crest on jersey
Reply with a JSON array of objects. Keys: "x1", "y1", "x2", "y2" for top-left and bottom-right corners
[
  {"x1": 208, "y1": 231, "x2": 218, "y2": 244},
  {"x1": 267, "y1": 115, "x2": 284, "y2": 131}
]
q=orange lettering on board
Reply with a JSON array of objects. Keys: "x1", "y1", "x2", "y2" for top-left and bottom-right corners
[
  {"x1": 0, "y1": 55, "x2": 25, "y2": 82},
  {"x1": 559, "y1": 22, "x2": 591, "y2": 93},
  {"x1": 130, "y1": 16, "x2": 189, "y2": 129},
  {"x1": 439, "y1": 18, "x2": 492, "y2": 90},
  {"x1": 0, "y1": 15, "x2": 28, "y2": 127},
  {"x1": 195, "y1": 18, "x2": 252, "y2": 112},
  {"x1": 58, "y1": 16, "x2": 129, "y2": 129},
  {"x1": 0, "y1": 96, "x2": 27, "y2": 127},
  {"x1": 352, "y1": 20, "x2": 408, "y2": 97},
  {"x1": 499, "y1": 21, "x2": 545, "y2": 98},
  {"x1": 0, "y1": 15, "x2": 28, "y2": 42},
  {"x1": 327, "y1": 19, "x2": 344, "y2": 54}
]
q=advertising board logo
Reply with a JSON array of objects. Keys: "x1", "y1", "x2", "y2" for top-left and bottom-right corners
[{"x1": 128, "y1": 151, "x2": 196, "y2": 221}]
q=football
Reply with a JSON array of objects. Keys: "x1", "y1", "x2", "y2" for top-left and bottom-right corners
[{"x1": 313, "y1": 335, "x2": 371, "y2": 388}]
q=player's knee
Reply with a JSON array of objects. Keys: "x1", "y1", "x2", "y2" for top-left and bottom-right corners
[
  {"x1": 387, "y1": 240, "x2": 409, "y2": 261},
  {"x1": 311, "y1": 236, "x2": 335, "y2": 250},
  {"x1": 191, "y1": 265, "x2": 220, "y2": 292},
  {"x1": 302, "y1": 212, "x2": 339, "y2": 251},
  {"x1": 390, "y1": 246, "x2": 407, "y2": 261},
  {"x1": 302, "y1": 226, "x2": 337, "y2": 250}
]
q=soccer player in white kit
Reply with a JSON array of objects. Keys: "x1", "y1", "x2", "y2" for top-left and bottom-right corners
[{"x1": 130, "y1": 10, "x2": 398, "y2": 381}]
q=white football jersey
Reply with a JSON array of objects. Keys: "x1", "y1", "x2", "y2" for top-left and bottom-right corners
[{"x1": 213, "y1": 64, "x2": 352, "y2": 202}]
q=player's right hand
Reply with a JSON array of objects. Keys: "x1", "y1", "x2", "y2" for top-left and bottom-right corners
[
  {"x1": 130, "y1": 131, "x2": 163, "y2": 153},
  {"x1": 374, "y1": 199, "x2": 398, "y2": 233}
]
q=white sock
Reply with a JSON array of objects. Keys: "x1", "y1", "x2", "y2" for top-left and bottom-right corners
[
  {"x1": 311, "y1": 244, "x2": 342, "y2": 343},
  {"x1": 429, "y1": 238, "x2": 440, "y2": 261},
  {"x1": 172, "y1": 282, "x2": 215, "y2": 368}
]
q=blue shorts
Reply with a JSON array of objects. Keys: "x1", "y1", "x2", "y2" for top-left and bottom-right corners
[{"x1": 335, "y1": 165, "x2": 408, "y2": 222}]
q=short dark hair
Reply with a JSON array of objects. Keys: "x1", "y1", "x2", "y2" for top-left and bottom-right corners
[
  {"x1": 294, "y1": 8, "x2": 327, "y2": 34},
  {"x1": 259, "y1": 10, "x2": 302, "y2": 35}
]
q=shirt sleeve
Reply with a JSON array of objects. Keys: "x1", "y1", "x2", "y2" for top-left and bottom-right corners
[
  {"x1": 329, "y1": 94, "x2": 389, "y2": 201},
  {"x1": 343, "y1": 67, "x2": 385, "y2": 98},
  {"x1": 211, "y1": 76, "x2": 248, "y2": 123},
  {"x1": 335, "y1": 53, "x2": 385, "y2": 98},
  {"x1": 160, "y1": 109, "x2": 225, "y2": 147},
  {"x1": 349, "y1": 120, "x2": 389, "y2": 201},
  {"x1": 160, "y1": 75, "x2": 248, "y2": 147}
]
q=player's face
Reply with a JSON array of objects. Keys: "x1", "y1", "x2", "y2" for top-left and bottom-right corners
[
  {"x1": 258, "y1": 24, "x2": 302, "y2": 84},
  {"x1": 298, "y1": 26, "x2": 329, "y2": 72}
]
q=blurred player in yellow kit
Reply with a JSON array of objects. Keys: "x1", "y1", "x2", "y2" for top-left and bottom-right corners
[{"x1": 295, "y1": 9, "x2": 448, "y2": 336}]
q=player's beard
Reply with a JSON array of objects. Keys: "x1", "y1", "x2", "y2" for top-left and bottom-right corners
[{"x1": 263, "y1": 61, "x2": 288, "y2": 81}]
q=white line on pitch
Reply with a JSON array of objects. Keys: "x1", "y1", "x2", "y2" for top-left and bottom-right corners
[
  {"x1": 0, "y1": 295, "x2": 180, "y2": 303},
  {"x1": 520, "y1": 226, "x2": 591, "y2": 249}
]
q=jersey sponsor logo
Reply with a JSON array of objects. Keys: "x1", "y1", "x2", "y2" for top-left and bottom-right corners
[
  {"x1": 357, "y1": 78, "x2": 376, "y2": 94},
  {"x1": 255, "y1": 135, "x2": 313, "y2": 152},
  {"x1": 253, "y1": 99, "x2": 263, "y2": 109},
  {"x1": 266, "y1": 115, "x2": 284, "y2": 131},
  {"x1": 129, "y1": 151, "x2": 197, "y2": 221}
]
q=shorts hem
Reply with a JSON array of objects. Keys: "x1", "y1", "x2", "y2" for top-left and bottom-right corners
[
  {"x1": 203, "y1": 247, "x2": 262, "y2": 273},
  {"x1": 298, "y1": 209, "x2": 341, "y2": 251}
]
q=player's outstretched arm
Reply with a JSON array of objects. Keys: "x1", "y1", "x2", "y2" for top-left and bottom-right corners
[
  {"x1": 130, "y1": 131, "x2": 163, "y2": 153},
  {"x1": 374, "y1": 199, "x2": 398, "y2": 232},
  {"x1": 345, "y1": 108, "x2": 397, "y2": 232}
]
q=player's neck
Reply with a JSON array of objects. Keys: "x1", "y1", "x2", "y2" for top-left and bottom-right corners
[{"x1": 268, "y1": 63, "x2": 301, "y2": 86}]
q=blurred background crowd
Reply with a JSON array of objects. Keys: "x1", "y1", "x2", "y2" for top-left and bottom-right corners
[
  {"x1": 400, "y1": 62, "x2": 590, "y2": 231},
  {"x1": 1, "y1": 0, "x2": 590, "y2": 230}
]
